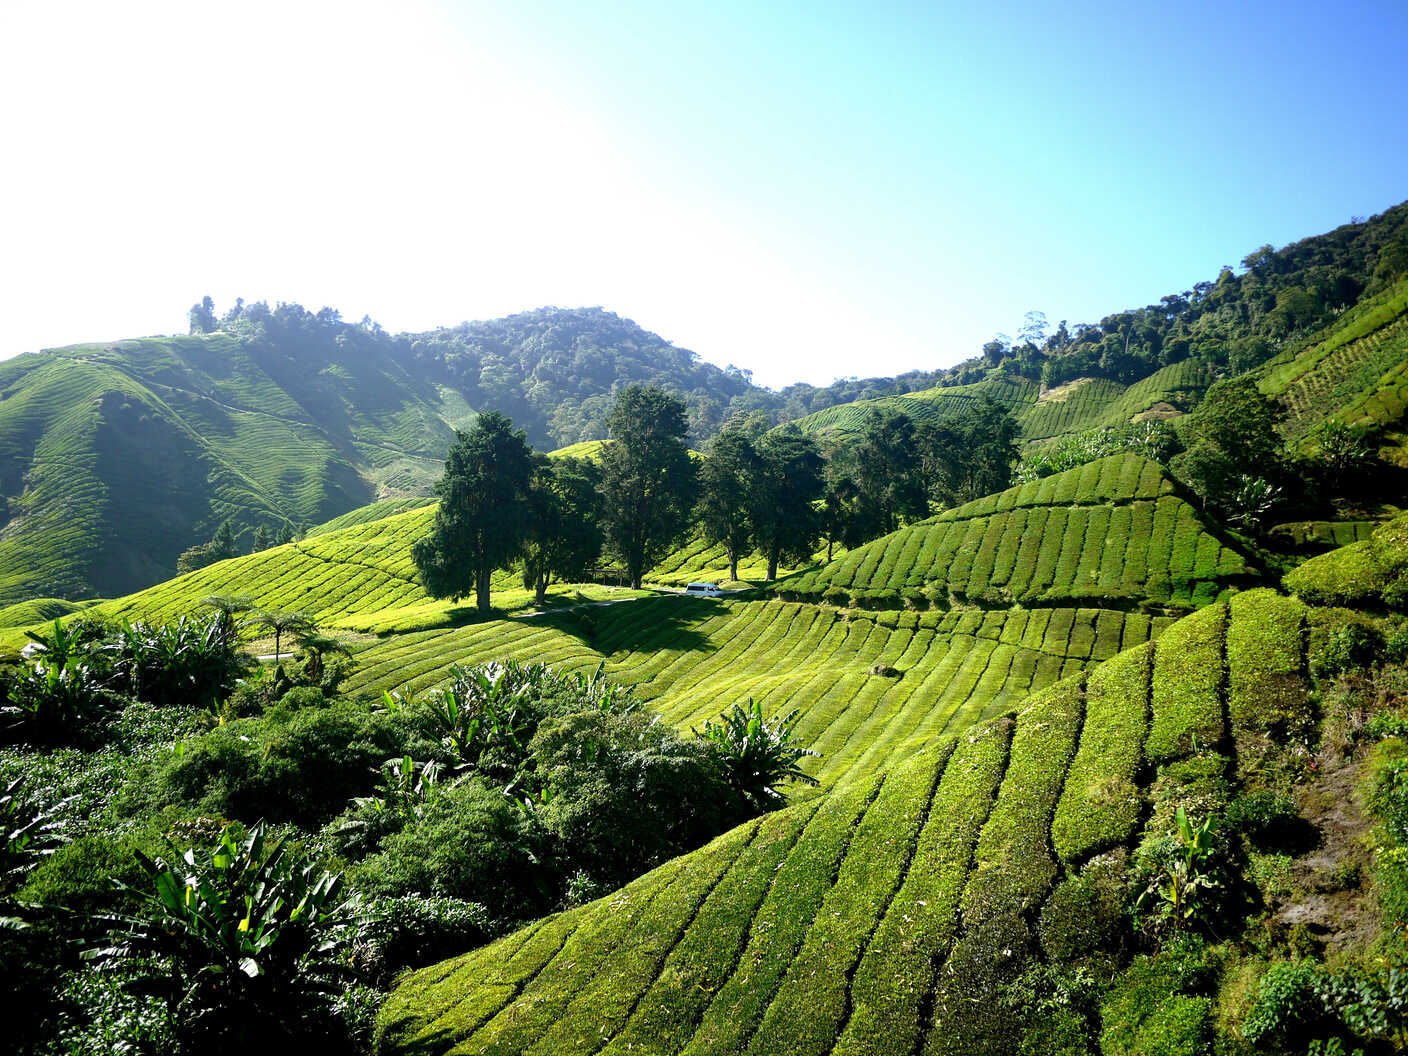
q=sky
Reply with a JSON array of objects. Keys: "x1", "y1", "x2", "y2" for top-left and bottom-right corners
[{"x1": 1, "y1": 1, "x2": 1405, "y2": 389}]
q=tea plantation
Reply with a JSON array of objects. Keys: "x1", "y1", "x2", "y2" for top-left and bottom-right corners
[
  {"x1": 373, "y1": 587, "x2": 1312, "y2": 1056},
  {"x1": 778, "y1": 452, "x2": 1255, "y2": 610}
]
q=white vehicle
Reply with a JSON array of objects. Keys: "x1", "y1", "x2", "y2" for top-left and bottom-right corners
[{"x1": 684, "y1": 581, "x2": 723, "y2": 598}]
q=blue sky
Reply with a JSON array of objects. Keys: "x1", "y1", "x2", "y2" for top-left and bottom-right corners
[{"x1": 1, "y1": 0, "x2": 1404, "y2": 387}]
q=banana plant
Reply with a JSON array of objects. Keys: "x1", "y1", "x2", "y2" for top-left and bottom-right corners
[
  {"x1": 696, "y1": 698, "x2": 819, "y2": 811},
  {"x1": 90, "y1": 822, "x2": 359, "y2": 1043}
]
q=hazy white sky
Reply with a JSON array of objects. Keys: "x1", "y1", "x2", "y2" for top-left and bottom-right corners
[{"x1": 2, "y1": 0, "x2": 1405, "y2": 388}]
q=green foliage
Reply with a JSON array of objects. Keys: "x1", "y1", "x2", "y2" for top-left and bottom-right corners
[
  {"x1": 1017, "y1": 420, "x2": 1178, "y2": 482},
  {"x1": 1098, "y1": 940, "x2": 1219, "y2": 1056},
  {"x1": 349, "y1": 778, "x2": 549, "y2": 920},
  {"x1": 520, "y1": 454, "x2": 602, "y2": 603},
  {"x1": 107, "y1": 613, "x2": 252, "y2": 708},
  {"x1": 1134, "y1": 807, "x2": 1222, "y2": 936},
  {"x1": 599, "y1": 385, "x2": 698, "y2": 588},
  {"x1": 1174, "y1": 375, "x2": 1288, "y2": 521},
  {"x1": 144, "y1": 700, "x2": 406, "y2": 826},
  {"x1": 413, "y1": 411, "x2": 536, "y2": 611},
  {"x1": 1241, "y1": 959, "x2": 1328, "y2": 1046},
  {"x1": 91, "y1": 822, "x2": 357, "y2": 1052},
  {"x1": 698, "y1": 423, "x2": 759, "y2": 581},
  {"x1": 1309, "y1": 609, "x2": 1386, "y2": 679},
  {"x1": 1, "y1": 656, "x2": 110, "y2": 744},
  {"x1": 696, "y1": 697, "x2": 819, "y2": 812},
  {"x1": 0, "y1": 775, "x2": 70, "y2": 893},
  {"x1": 749, "y1": 429, "x2": 825, "y2": 580}
]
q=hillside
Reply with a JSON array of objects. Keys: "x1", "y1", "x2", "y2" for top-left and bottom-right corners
[
  {"x1": 373, "y1": 586, "x2": 1312, "y2": 1055},
  {"x1": 776, "y1": 452, "x2": 1256, "y2": 610},
  {"x1": 0, "y1": 307, "x2": 775, "y2": 605},
  {"x1": 785, "y1": 361, "x2": 1217, "y2": 448}
]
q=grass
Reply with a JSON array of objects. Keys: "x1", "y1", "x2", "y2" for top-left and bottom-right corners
[
  {"x1": 778, "y1": 453, "x2": 1257, "y2": 610},
  {"x1": 377, "y1": 584, "x2": 1313, "y2": 1055}
]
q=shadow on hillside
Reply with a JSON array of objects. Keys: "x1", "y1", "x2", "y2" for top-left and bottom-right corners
[{"x1": 536, "y1": 595, "x2": 719, "y2": 653}]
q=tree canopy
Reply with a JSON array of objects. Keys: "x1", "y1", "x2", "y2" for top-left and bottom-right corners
[
  {"x1": 412, "y1": 412, "x2": 535, "y2": 611},
  {"x1": 598, "y1": 386, "x2": 698, "y2": 589}
]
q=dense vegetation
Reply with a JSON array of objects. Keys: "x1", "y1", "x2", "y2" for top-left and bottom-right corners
[{"x1": 3, "y1": 201, "x2": 1408, "y2": 1056}]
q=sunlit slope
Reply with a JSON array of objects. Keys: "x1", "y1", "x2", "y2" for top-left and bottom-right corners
[
  {"x1": 376, "y1": 587, "x2": 1307, "y2": 1056},
  {"x1": 305, "y1": 497, "x2": 436, "y2": 537},
  {"x1": 784, "y1": 363, "x2": 1215, "y2": 444},
  {"x1": 0, "y1": 332, "x2": 467, "y2": 603},
  {"x1": 1260, "y1": 277, "x2": 1408, "y2": 463},
  {"x1": 343, "y1": 598, "x2": 1172, "y2": 788},
  {"x1": 778, "y1": 452, "x2": 1256, "y2": 610},
  {"x1": 59, "y1": 504, "x2": 640, "y2": 636}
]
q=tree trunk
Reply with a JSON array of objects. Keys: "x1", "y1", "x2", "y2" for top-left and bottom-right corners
[
  {"x1": 827, "y1": 538, "x2": 834, "y2": 562},
  {"x1": 477, "y1": 567, "x2": 492, "y2": 612},
  {"x1": 728, "y1": 551, "x2": 738, "y2": 582},
  {"x1": 767, "y1": 553, "x2": 778, "y2": 582},
  {"x1": 535, "y1": 573, "x2": 547, "y2": 606}
]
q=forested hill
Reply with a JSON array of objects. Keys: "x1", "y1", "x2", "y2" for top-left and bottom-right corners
[{"x1": 0, "y1": 306, "x2": 778, "y2": 605}]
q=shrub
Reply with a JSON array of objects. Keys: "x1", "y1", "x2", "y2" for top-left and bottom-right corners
[
  {"x1": 349, "y1": 778, "x2": 550, "y2": 921},
  {"x1": 1309, "y1": 610, "x2": 1386, "y2": 679},
  {"x1": 1099, "y1": 939, "x2": 1219, "y2": 1056},
  {"x1": 106, "y1": 614, "x2": 251, "y2": 709},
  {"x1": 351, "y1": 895, "x2": 495, "y2": 985},
  {"x1": 696, "y1": 697, "x2": 819, "y2": 812},
  {"x1": 531, "y1": 709, "x2": 737, "y2": 886},
  {"x1": 1, "y1": 658, "x2": 113, "y2": 745},
  {"x1": 90, "y1": 822, "x2": 358, "y2": 1054},
  {"x1": 1225, "y1": 789, "x2": 1304, "y2": 850},
  {"x1": 1241, "y1": 959, "x2": 1330, "y2": 1046},
  {"x1": 146, "y1": 701, "x2": 406, "y2": 826},
  {"x1": 1039, "y1": 850, "x2": 1131, "y2": 965}
]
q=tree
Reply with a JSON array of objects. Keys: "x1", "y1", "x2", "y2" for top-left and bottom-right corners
[
  {"x1": 599, "y1": 386, "x2": 697, "y2": 589},
  {"x1": 748, "y1": 430, "x2": 824, "y2": 581},
  {"x1": 187, "y1": 295, "x2": 217, "y2": 335},
  {"x1": 520, "y1": 455, "x2": 602, "y2": 605},
  {"x1": 412, "y1": 412, "x2": 535, "y2": 611},
  {"x1": 854, "y1": 408, "x2": 927, "y2": 537},
  {"x1": 1173, "y1": 375, "x2": 1287, "y2": 519},
  {"x1": 248, "y1": 610, "x2": 317, "y2": 663},
  {"x1": 698, "y1": 424, "x2": 759, "y2": 582},
  {"x1": 251, "y1": 525, "x2": 270, "y2": 553}
]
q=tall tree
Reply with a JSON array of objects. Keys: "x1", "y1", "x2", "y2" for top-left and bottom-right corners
[
  {"x1": 188, "y1": 295, "x2": 217, "y2": 335},
  {"x1": 698, "y1": 423, "x2": 760, "y2": 582},
  {"x1": 749, "y1": 430, "x2": 825, "y2": 581},
  {"x1": 599, "y1": 385, "x2": 697, "y2": 589},
  {"x1": 521, "y1": 455, "x2": 602, "y2": 605},
  {"x1": 412, "y1": 411, "x2": 534, "y2": 612},
  {"x1": 917, "y1": 397, "x2": 1020, "y2": 508},
  {"x1": 854, "y1": 407, "x2": 928, "y2": 537}
]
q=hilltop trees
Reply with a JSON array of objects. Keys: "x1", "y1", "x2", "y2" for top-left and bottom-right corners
[
  {"x1": 854, "y1": 407, "x2": 928, "y2": 536},
  {"x1": 413, "y1": 412, "x2": 535, "y2": 612},
  {"x1": 599, "y1": 386, "x2": 698, "y2": 589}
]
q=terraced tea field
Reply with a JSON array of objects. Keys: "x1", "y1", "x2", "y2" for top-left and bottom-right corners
[
  {"x1": 344, "y1": 596, "x2": 1173, "y2": 788},
  {"x1": 48, "y1": 504, "x2": 639, "y2": 638},
  {"x1": 778, "y1": 453, "x2": 1256, "y2": 610},
  {"x1": 376, "y1": 588, "x2": 1308, "y2": 1056}
]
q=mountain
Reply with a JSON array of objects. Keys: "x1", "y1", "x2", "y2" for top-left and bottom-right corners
[{"x1": 0, "y1": 307, "x2": 776, "y2": 606}]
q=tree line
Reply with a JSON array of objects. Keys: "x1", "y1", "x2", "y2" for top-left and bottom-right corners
[{"x1": 412, "y1": 384, "x2": 1021, "y2": 609}]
